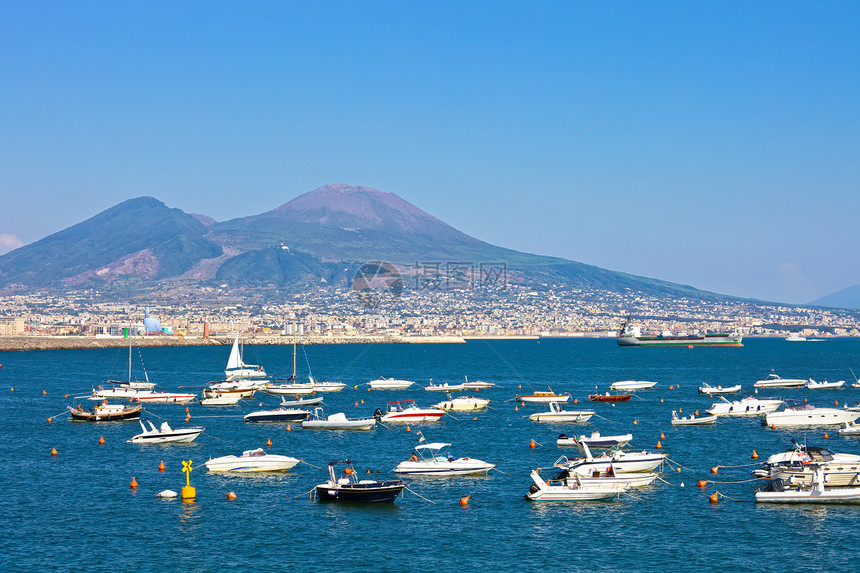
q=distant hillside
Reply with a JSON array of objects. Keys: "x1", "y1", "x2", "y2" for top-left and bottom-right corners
[
  {"x1": 0, "y1": 185, "x2": 729, "y2": 300},
  {"x1": 0, "y1": 197, "x2": 222, "y2": 287},
  {"x1": 811, "y1": 285, "x2": 860, "y2": 310}
]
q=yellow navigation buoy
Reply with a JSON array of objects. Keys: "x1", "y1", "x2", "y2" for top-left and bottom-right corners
[
  {"x1": 130, "y1": 476, "x2": 138, "y2": 489},
  {"x1": 181, "y1": 460, "x2": 195, "y2": 500},
  {"x1": 158, "y1": 460, "x2": 166, "y2": 472}
]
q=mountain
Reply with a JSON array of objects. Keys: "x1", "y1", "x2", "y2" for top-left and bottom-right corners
[
  {"x1": 0, "y1": 197, "x2": 222, "y2": 287},
  {"x1": 811, "y1": 285, "x2": 860, "y2": 310},
  {"x1": 0, "y1": 185, "x2": 722, "y2": 299}
]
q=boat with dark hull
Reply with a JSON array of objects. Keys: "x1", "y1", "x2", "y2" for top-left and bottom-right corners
[
  {"x1": 69, "y1": 401, "x2": 142, "y2": 422},
  {"x1": 315, "y1": 460, "x2": 404, "y2": 503},
  {"x1": 616, "y1": 317, "x2": 742, "y2": 347}
]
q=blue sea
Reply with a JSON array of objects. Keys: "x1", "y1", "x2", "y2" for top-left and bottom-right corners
[{"x1": 2, "y1": 338, "x2": 860, "y2": 572}]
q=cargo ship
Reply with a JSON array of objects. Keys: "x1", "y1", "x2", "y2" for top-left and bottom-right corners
[{"x1": 616, "y1": 317, "x2": 742, "y2": 347}]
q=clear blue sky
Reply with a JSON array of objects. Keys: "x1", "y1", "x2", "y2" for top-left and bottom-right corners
[{"x1": 2, "y1": 1, "x2": 858, "y2": 304}]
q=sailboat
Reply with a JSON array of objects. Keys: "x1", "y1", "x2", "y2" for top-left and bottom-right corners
[
  {"x1": 264, "y1": 338, "x2": 345, "y2": 395},
  {"x1": 224, "y1": 332, "x2": 268, "y2": 381},
  {"x1": 92, "y1": 329, "x2": 156, "y2": 400}
]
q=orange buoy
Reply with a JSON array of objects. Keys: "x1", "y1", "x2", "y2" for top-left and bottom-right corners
[
  {"x1": 258, "y1": 402, "x2": 263, "y2": 407},
  {"x1": 573, "y1": 398, "x2": 578, "y2": 404},
  {"x1": 355, "y1": 401, "x2": 359, "y2": 407},
  {"x1": 51, "y1": 447, "x2": 57, "y2": 456},
  {"x1": 695, "y1": 410, "x2": 699, "y2": 416},
  {"x1": 669, "y1": 385, "x2": 674, "y2": 390},
  {"x1": 226, "y1": 491, "x2": 237, "y2": 500},
  {"x1": 660, "y1": 398, "x2": 664, "y2": 403},
  {"x1": 64, "y1": 394, "x2": 69, "y2": 398},
  {"x1": 312, "y1": 391, "x2": 317, "y2": 395},
  {"x1": 660, "y1": 432, "x2": 665, "y2": 440},
  {"x1": 770, "y1": 423, "x2": 776, "y2": 429},
  {"x1": 459, "y1": 495, "x2": 470, "y2": 507},
  {"x1": 472, "y1": 417, "x2": 478, "y2": 421},
  {"x1": 47, "y1": 417, "x2": 52, "y2": 423},
  {"x1": 514, "y1": 406, "x2": 518, "y2": 412},
  {"x1": 360, "y1": 399, "x2": 364, "y2": 404},
  {"x1": 676, "y1": 467, "x2": 681, "y2": 473},
  {"x1": 158, "y1": 460, "x2": 166, "y2": 472},
  {"x1": 633, "y1": 419, "x2": 638, "y2": 425},
  {"x1": 529, "y1": 439, "x2": 536, "y2": 449},
  {"x1": 43, "y1": 390, "x2": 47, "y2": 395},
  {"x1": 752, "y1": 450, "x2": 759, "y2": 459},
  {"x1": 697, "y1": 480, "x2": 708, "y2": 488},
  {"x1": 406, "y1": 425, "x2": 411, "y2": 432},
  {"x1": 129, "y1": 398, "x2": 133, "y2": 403},
  {"x1": 286, "y1": 424, "x2": 292, "y2": 431},
  {"x1": 678, "y1": 408, "x2": 682, "y2": 414},
  {"x1": 518, "y1": 385, "x2": 521, "y2": 389},
  {"x1": 711, "y1": 466, "x2": 719, "y2": 474},
  {"x1": 709, "y1": 492, "x2": 719, "y2": 504},
  {"x1": 99, "y1": 436, "x2": 105, "y2": 445},
  {"x1": 185, "y1": 406, "x2": 189, "y2": 413},
  {"x1": 835, "y1": 400, "x2": 839, "y2": 406},
  {"x1": 266, "y1": 437, "x2": 272, "y2": 447},
  {"x1": 185, "y1": 415, "x2": 190, "y2": 422},
  {"x1": 656, "y1": 441, "x2": 662, "y2": 449},
  {"x1": 823, "y1": 432, "x2": 829, "y2": 439},
  {"x1": 688, "y1": 345, "x2": 693, "y2": 349},
  {"x1": 130, "y1": 477, "x2": 138, "y2": 489},
  {"x1": 10, "y1": 387, "x2": 13, "y2": 392}
]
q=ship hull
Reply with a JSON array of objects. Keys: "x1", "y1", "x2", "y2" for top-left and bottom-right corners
[{"x1": 616, "y1": 334, "x2": 743, "y2": 347}]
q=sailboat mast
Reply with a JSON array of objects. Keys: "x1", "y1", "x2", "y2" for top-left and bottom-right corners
[
  {"x1": 128, "y1": 324, "x2": 132, "y2": 384},
  {"x1": 292, "y1": 335, "x2": 297, "y2": 380}
]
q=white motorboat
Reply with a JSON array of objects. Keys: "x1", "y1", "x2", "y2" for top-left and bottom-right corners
[
  {"x1": 838, "y1": 421, "x2": 860, "y2": 436},
  {"x1": 224, "y1": 333, "x2": 268, "y2": 381},
  {"x1": 204, "y1": 380, "x2": 259, "y2": 398},
  {"x1": 557, "y1": 431, "x2": 633, "y2": 449},
  {"x1": 199, "y1": 391, "x2": 244, "y2": 406},
  {"x1": 432, "y1": 392, "x2": 489, "y2": 411},
  {"x1": 754, "y1": 371, "x2": 808, "y2": 388},
  {"x1": 128, "y1": 420, "x2": 204, "y2": 444},
  {"x1": 134, "y1": 392, "x2": 196, "y2": 404},
  {"x1": 374, "y1": 400, "x2": 445, "y2": 423},
  {"x1": 671, "y1": 410, "x2": 717, "y2": 426},
  {"x1": 368, "y1": 378, "x2": 414, "y2": 390},
  {"x1": 785, "y1": 334, "x2": 807, "y2": 342},
  {"x1": 462, "y1": 377, "x2": 495, "y2": 390},
  {"x1": 529, "y1": 401, "x2": 594, "y2": 423},
  {"x1": 806, "y1": 379, "x2": 845, "y2": 390},
  {"x1": 756, "y1": 466, "x2": 860, "y2": 503},
  {"x1": 698, "y1": 383, "x2": 742, "y2": 395},
  {"x1": 556, "y1": 465, "x2": 658, "y2": 488},
  {"x1": 752, "y1": 443, "x2": 860, "y2": 487},
  {"x1": 424, "y1": 381, "x2": 465, "y2": 392},
  {"x1": 204, "y1": 448, "x2": 299, "y2": 472},
  {"x1": 244, "y1": 406, "x2": 310, "y2": 423},
  {"x1": 706, "y1": 395, "x2": 784, "y2": 417},
  {"x1": 525, "y1": 468, "x2": 629, "y2": 501},
  {"x1": 764, "y1": 399, "x2": 860, "y2": 428},
  {"x1": 557, "y1": 440, "x2": 667, "y2": 476},
  {"x1": 393, "y1": 442, "x2": 495, "y2": 476},
  {"x1": 302, "y1": 408, "x2": 376, "y2": 431},
  {"x1": 610, "y1": 380, "x2": 657, "y2": 391},
  {"x1": 279, "y1": 395, "x2": 324, "y2": 407},
  {"x1": 516, "y1": 390, "x2": 571, "y2": 403},
  {"x1": 308, "y1": 378, "x2": 347, "y2": 392}
]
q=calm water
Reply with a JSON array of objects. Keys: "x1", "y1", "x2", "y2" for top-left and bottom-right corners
[{"x1": 2, "y1": 338, "x2": 860, "y2": 571}]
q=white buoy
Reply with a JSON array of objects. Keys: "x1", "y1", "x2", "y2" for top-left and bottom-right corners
[
  {"x1": 157, "y1": 489, "x2": 178, "y2": 499},
  {"x1": 680, "y1": 482, "x2": 685, "y2": 488}
]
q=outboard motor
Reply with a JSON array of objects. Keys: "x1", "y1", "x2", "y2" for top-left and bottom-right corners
[
  {"x1": 528, "y1": 484, "x2": 541, "y2": 494},
  {"x1": 373, "y1": 408, "x2": 383, "y2": 420},
  {"x1": 761, "y1": 478, "x2": 785, "y2": 492},
  {"x1": 558, "y1": 434, "x2": 568, "y2": 440}
]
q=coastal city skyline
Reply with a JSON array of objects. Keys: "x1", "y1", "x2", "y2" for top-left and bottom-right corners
[{"x1": 2, "y1": 3, "x2": 860, "y2": 305}]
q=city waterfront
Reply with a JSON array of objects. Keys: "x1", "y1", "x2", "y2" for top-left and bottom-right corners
[{"x1": 3, "y1": 338, "x2": 860, "y2": 571}]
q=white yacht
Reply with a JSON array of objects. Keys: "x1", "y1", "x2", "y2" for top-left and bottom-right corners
[
  {"x1": 204, "y1": 448, "x2": 299, "y2": 472},
  {"x1": 529, "y1": 401, "x2": 594, "y2": 423},
  {"x1": 368, "y1": 378, "x2": 415, "y2": 390},
  {"x1": 764, "y1": 399, "x2": 860, "y2": 428},
  {"x1": 556, "y1": 440, "x2": 666, "y2": 476},
  {"x1": 706, "y1": 395, "x2": 784, "y2": 417},
  {"x1": 128, "y1": 420, "x2": 204, "y2": 444},
  {"x1": 753, "y1": 443, "x2": 860, "y2": 487},
  {"x1": 754, "y1": 371, "x2": 808, "y2": 388}
]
